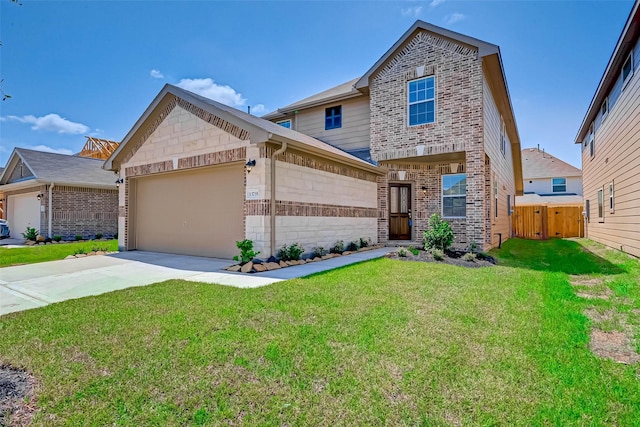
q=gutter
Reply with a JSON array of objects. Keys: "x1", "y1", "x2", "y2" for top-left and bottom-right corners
[
  {"x1": 270, "y1": 141, "x2": 287, "y2": 256},
  {"x1": 48, "y1": 183, "x2": 54, "y2": 238}
]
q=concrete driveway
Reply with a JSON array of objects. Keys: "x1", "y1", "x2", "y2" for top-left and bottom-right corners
[{"x1": 0, "y1": 251, "x2": 282, "y2": 316}]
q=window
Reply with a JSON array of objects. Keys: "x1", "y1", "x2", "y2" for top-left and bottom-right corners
[
  {"x1": 507, "y1": 195, "x2": 512, "y2": 216},
  {"x1": 598, "y1": 188, "x2": 604, "y2": 222},
  {"x1": 494, "y1": 174, "x2": 498, "y2": 218},
  {"x1": 585, "y1": 199, "x2": 590, "y2": 222},
  {"x1": 609, "y1": 181, "x2": 615, "y2": 213},
  {"x1": 600, "y1": 97, "x2": 609, "y2": 120},
  {"x1": 276, "y1": 119, "x2": 291, "y2": 129},
  {"x1": 325, "y1": 106, "x2": 342, "y2": 130},
  {"x1": 500, "y1": 117, "x2": 506, "y2": 155},
  {"x1": 622, "y1": 53, "x2": 633, "y2": 86},
  {"x1": 552, "y1": 177, "x2": 566, "y2": 193},
  {"x1": 408, "y1": 76, "x2": 435, "y2": 126},
  {"x1": 442, "y1": 173, "x2": 466, "y2": 218},
  {"x1": 589, "y1": 123, "x2": 595, "y2": 157}
]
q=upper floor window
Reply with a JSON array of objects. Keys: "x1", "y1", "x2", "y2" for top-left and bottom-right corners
[
  {"x1": 589, "y1": 122, "x2": 595, "y2": 157},
  {"x1": 442, "y1": 173, "x2": 466, "y2": 218},
  {"x1": 622, "y1": 52, "x2": 633, "y2": 87},
  {"x1": 552, "y1": 177, "x2": 566, "y2": 193},
  {"x1": 500, "y1": 117, "x2": 506, "y2": 155},
  {"x1": 325, "y1": 106, "x2": 342, "y2": 130},
  {"x1": 600, "y1": 97, "x2": 608, "y2": 120},
  {"x1": 276, "y1": 119, "x2": 291, "y2": 129},
  {"x1": 408, "y1": 76, "x2": 435, "y2": 126}
]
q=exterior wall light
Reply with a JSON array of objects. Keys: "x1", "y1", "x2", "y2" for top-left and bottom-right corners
[
  {"x1": 245, "y1": 159, "x2": 256, "y2": 173},
  {"x1": 421, "y1": 186, "x2": 427, "y2": 195},
  {"x1": 36, "y1": 193, "x2": 44, "y2": 201},
  {"x1": 115, "y1": 178, "x2": 124, "y2": 188}
]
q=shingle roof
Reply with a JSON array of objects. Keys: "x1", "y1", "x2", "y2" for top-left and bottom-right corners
[
  {"x1": 0, "y1": 148, "x2": 115, "y2": 187},
  {"x1": 521, "y1": 148, "x2": 581, "y2": 179}
]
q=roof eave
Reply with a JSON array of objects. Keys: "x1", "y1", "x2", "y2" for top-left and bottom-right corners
[{"x1": 262, "y1": 91, "x2": 364, "y2": 120}]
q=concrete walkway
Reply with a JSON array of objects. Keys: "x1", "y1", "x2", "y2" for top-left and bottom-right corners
[{"x1": 0, "y1": 248, "x2": 393, "y2": 316}]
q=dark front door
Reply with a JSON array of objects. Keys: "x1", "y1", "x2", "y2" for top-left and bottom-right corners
[{"x1": 389, "y1": 183, "x2": 412, "y2": 240}]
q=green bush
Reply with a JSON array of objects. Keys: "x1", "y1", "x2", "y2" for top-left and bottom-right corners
[
  {"x1": 278, "y1": 243, "x2": 304, "y2": 261},
  {"x1": 75, "y1": 235, "x2": 83, "y2": 241},
  {"x1": 462, "y1": 252, "x2": 476, "y2": 262},
  {"x1": 233, "y1": 239, "x2": 260, "y2": 263},
  {"x1": 423, "y1": 213, "x2": 454, "y2": 252},
  {"x1": 346, "y1": 241, "x2": 360, "y2": 252},
  {"x1": 53, "y1": 235, "x2": 62, "y2": 242},
  {"x1": 96, "y1": 233, "x2": 103, "y2": 240},
  {"x1": 359, "y1": 237, "x2": 371, "y2": 248},
  {"x1": 22, "y1": 227, "x2": 39, "y2": 241},
  {"x1": 398, "y1": 248, "x2": 408, "y2": 257},
  {"x1": 408, "y1": 246, "x2": 419, "y2": 256},
  {"x1": 312, "y1": 247, "x2": 326, "y2": 258},
  {"x1": 330, "y1": 240, "x2": 345, "y2": 254},
  {"x1": 431, "y1": 248, "x2": 445, "y2": 261}
]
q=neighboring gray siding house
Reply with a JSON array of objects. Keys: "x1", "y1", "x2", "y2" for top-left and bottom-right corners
[
  {"x1": 575, "y1": 0, "x2": 640, "y2": 258},
  {"x1": 265, "y1": 20, "x2": 523, "y2": 250},
  {"x1": 517, "y1": 147, "x2": 583, "y2": 206},
  {"x1": 0, "y1": 148, "x2": 118, "y2": 239}
]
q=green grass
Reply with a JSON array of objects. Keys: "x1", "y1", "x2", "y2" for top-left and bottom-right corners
[
  {"x1": 0, "y1": 238, "x2": 639, "y2": 425},
  {"x1": 0, "y1": 240, "x2": 118, "y2": 267}
]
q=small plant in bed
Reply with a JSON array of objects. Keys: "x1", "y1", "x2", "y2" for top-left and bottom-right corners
[
  {"x1": 330, "y1": 240, "x2": 345, "y2": 254},
  {"x1": 431, "y1": 248, "x2": 445, "y2": 261},
  {"x1": 22, "y1": 227, "x2": 39, "y2": 241},
  {"x1": 278, "y1": 243, "x2": 304, "y2": 261},
  {"x1": 233, "y1": 239, "x2": 260, "y2": 263},
  {"x1": 408, "y1": 245, "x2": 420, "y2": 256},
  {"x1": 346, "y1": 241, "x2": 360, "y2": 252},
  {"x1": 53, "y1": 235, "x2": 62, "y2": 242},
  {"x1": 313, "y1": 246, "x2": 326, "y2": 258}
]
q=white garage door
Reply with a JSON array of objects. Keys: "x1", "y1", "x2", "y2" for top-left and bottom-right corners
[
  {"x1": 133, "y1": 164, "x2": 244, "y2": 259},
  {"x1": 8, "y1": 192, "x2": 41, "y2": 238}
]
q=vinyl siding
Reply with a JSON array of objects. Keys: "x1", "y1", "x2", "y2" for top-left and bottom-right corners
[
  {"x1": 275, "y1": 96, "x2": 370, "y2": 152},
  {"x1": 525, "y1": 177, "x2": 583, "y2": 195},
  {"x1": 483, "y1": 75, "x2": 516, "y2": 248},
  {"x1": 582, "y1": 53, "x2": 640, "y2": 258}
]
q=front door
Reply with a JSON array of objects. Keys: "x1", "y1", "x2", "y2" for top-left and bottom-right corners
[{"x1": 389, "y1": 183, "x2": 411, "y2": 240}]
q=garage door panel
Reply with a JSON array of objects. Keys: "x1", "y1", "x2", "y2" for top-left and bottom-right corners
[
  {"x1": 8, "y1": 192, "x2": 41, "y2": 238},
  {"x1": 134, "y1": 164, "x2": 244, "y2": 259}
]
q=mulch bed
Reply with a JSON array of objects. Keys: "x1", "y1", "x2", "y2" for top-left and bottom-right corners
[
  {"x1": 386, "y1": 248, "x2": 497, "y2": 268},
  {"x1": 0, "y1": 366, "x2": 38, "y2": 427}
]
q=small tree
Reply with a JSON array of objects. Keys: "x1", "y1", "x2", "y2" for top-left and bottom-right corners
[
  {"x1": 233, "y1": 239, "x2": 260, "y2": 263},
  {"x1": 423, "y1": 213, "x2": 454, "y2": 252},
  {"x1": 22, "y1": 227, "x2": 38, "y2": 241}
]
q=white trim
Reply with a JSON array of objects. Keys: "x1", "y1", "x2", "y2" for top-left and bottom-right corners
[
  {"x1": 622, "y1": 51, "x2": 634, "y2": 89},
  {"x1": 276, "y1": 119, "x2": 292, "y2": 129},
  {"x1": 407, "y1": 76, "x2": 436, "y2": 127},
  {"x1": 600, "y1": 96, "x2": 609, "y2": 121},
  {"x1": 597, "y1": 187, "x2": 604, "y2": 222},
  {"x1": 609, "y1": 181, "x2": 615, "y2": 214}
]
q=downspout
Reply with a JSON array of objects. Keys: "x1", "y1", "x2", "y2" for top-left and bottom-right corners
[
  {"x1": 270, "y1": 141, "x2": 287, "y2": 256},
  {"x1": 48, "y1": 183, "x2": 55, "y2": 238}
]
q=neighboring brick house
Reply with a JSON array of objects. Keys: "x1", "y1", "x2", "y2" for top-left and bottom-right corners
[
  {"x1": 575, "y1": 0, "x2": 640, "y2": 257},
  {"x1": 517, "y1": 147, "x2": 583, "y2": 206},
  {"x1": 0, "y1": 148, "x2": 118, "y2": 240},
  {"x1": 265, "y1": 21, "x2": 523, "y2": 250}
]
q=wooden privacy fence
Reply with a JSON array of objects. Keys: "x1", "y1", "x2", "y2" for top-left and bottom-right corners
[{"x1": 512, "y1": 205, "x2": 584, "y2": 240}]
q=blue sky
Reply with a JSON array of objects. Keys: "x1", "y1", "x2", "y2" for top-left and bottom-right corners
[{"x1": 0, "y1": 0, "x2": 634, "y2": 168}]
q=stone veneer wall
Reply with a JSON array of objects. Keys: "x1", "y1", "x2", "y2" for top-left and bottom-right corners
[{"x1": 369, "y1": 30, "x2": 487, "y2": 249}]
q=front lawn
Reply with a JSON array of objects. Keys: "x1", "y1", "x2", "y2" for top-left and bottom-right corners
[
  {"x1": 0, "y1": 238, "x2": 638, "y2": 425},
  {"x1": 0, "y1": 240, "x2": 118, "y2": 267}
]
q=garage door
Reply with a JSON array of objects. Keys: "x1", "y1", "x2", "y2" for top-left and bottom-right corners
[
  {"x1": 8, "y1": 192, "x2": 41, "y2": 238},
  {"x1": 133, "y1": 164, "x2": 244, "y2": 259}
]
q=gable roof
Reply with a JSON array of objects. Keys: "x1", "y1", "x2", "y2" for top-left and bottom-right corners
[
  {"x1": 262, "y1": 78, "x2": 362, "y2": 120},
  {"x1": 0, "y1": 148, "x2": 117, "y2": 189},
  {"x1": 521, "y1": 148, "x2": 581, "y2": 179},
  {"x1": 575, "y1": 0, "x2": 639, "y2": 143},
  {"x1": 105, "y1": 84, "x2": 381, "y2": 174}
]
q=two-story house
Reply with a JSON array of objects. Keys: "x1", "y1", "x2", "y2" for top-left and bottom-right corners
[
  {"x1": 265, "y1": 21, "x2": 523, "y2": 250},
  {"x1": 106, "y1": 20, "x2": 522, "y2": 258},
  {"x1": 575, "y1": 0, "x2": 640, "y2": 258},
  {"x1": 516, "y1": 147, "x2": 582, "y2": 206}
]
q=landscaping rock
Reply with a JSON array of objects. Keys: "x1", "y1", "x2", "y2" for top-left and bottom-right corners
[
  {"x1": 227, "y1": 265, "x2": 241, "y2": 272},
  {"x1": 265, "y1": 262, "x2": 281, "y2": 270},
  {"x1": 312, "y1": 257, "x2": 321, "y2": 262},
  {"x1": 88, "y1": 251, "x2": 96, "y2": 256},
  {"x1": 321, "y1": 254, "x2": 332, "y2": 260},
  {"x1": 241, "y1": 262, "x2": 254, "y2": 273},
  {"x1": 343, "y1": 251, "x2": 353, "y2": 255},
  {"x1": 25, "y1": 241, "x2": 36, "y2": 246},
  {"x1": 96, "y1": 251, "x2": 106, "y2": 255},
  {"x1": 266, "y1": 256, "x2": 278, "y2": 263},
  {"x1": 253, "y1": 264, "x2": 267, "y2": 272},
  {"x1": 279, "y1": 260, "x2": 288, "y2": 268},
  {"x1": 75, "y1": 254, "x2": 87, "y2": 258},
  {"x1": 64, "y1": 255, "x2": 75, "y2": 260}
]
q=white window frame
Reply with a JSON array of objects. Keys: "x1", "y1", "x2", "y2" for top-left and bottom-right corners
[
  {"x1": 589, "y1": 122, "x2": 595, "y2": 158},
  {"x1": 598, "y1": 187, "x2": 604, "y2": 222},
  {"x1": 276, "y1": 119, "x2": 292, "y2": 129},
  {"x1": 622, "y1": 52, "x2": 634, "y2": 89},
  {"x1": 407, "y1": 76, "x2": 436, "y2": 127},
  {"x1": 600, "y1": 97, "x2": 609, "y2": 121},
  {"x1": 494, "y1": 173, "x2": 498, "y2": 218},
  {"x1": 609, "y1": 181, "x2": 615, "y2": 214},
  {"x1": 441, "y1": 173, "x2": 466, "y2": 219},
  {"x1": 552, "y1": 177, "x2": 567, "y2": 193},
  {"x1": 500, "y1": 117, "x2": 506, "y2": 156}
]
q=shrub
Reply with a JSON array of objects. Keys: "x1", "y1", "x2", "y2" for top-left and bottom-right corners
[
  {"x1": 36, "y1": 234, "x2": 45, "y2": 242},
  {"x1": 114, "y1": 233, "x2": 118, "y2": 239},
  {"x1": 96, "y1": 233, "x2": 103, "y2": 240},
  {"x1": 431, "y1": 248, "x2": 445, "y2": 261},
  {"x1": 75, "y1": 235, "x2": 83, "y2": 241},
  {"x1": 468, "y1": 242, "x2": 478, "y2": 253},
  {"x1": 278, "y1": 243, "x2": 304, "y2": 261},
  {"x1": 22, "y1": 227, "x2": 38, "y2": 241},
  {"x1": 312, "y1": 247, "x2": 326, "y2": 258},
  {"x1": 346, "y1": 241, "x2": 360, "y2": 252},
  {"x1": 74, "y1": 248, "x2": 86, "y2": 255},
  {"x1": 53, "y1": 235, "x2": 62, "y2": 242},
  {"x1": 462, "y1": 252, "x2": 476, "y2": 262},
  {"x1": 397, "y1": 248, "x2": 408, "y2": 257},
  {"x1": 233, "y1": 239, "x2": 260, "y2": 263},
  {"x1": 423, "y1": 213, "x2": 454, "y2": 252},
  {"x1": 330, "y1": 240, "x2": 344, "y2": 254},
  {"x1": 408, "y1": 246, "x2": 420, "y2": 256},
  {"x1": 359, "y1": 237, "x2": 371, "y2": 248}
]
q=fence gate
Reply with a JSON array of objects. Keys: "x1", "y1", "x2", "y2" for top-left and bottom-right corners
[{"x1": 512, "y1": 205, "x2": 583, "y2": 240}]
